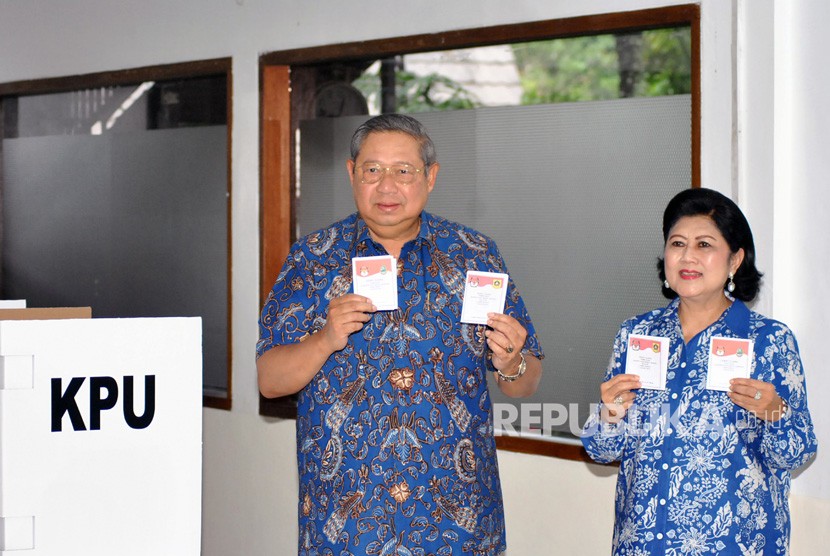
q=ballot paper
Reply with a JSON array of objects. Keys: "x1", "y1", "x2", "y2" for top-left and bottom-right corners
[
  {"x1": 352, "y1": 255, "x2": 398, "y2": 311},
  {"x1": 624, "y1": 334, "x2": 669, "y2": 390},
  {"x1": 705, "y1": 336, "x2": 753, "y2": 391},
  {"x1": 460, "y1": 270, "x2": 509, "y2": 325}
]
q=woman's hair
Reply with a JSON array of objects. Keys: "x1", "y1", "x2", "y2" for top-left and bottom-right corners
[
  {"x1": 349, "y1": 114, "x2": 437, "y2": 169},
  {"x1": 658, "y1": 188, "x2": 763, "y2": 302}
]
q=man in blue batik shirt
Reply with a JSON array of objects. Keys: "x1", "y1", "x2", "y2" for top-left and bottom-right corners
[{"x1": 257, "y1": 114, "x2": 543, "y2": 555}]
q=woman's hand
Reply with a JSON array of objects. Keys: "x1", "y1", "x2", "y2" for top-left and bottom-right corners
[
  {"x1": 728, "y1": 378, "x2": 788, "y2": 421},
  {"x1": 600, "y1": 374, "x2": 642, "y2": 423}
]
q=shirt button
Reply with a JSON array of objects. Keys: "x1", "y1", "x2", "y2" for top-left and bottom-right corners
[
  {"x1": 667, "y1": 428, "x2": 673, "y2": 435},
  {"x1": 657, "y1": 533, "x2": 664, "y2": 540},
  {"x1": 671, "y1": 393, "x2": 678, "y2": 399},
  {"x1": 680, "y1": 362, "x2": 686, "y2": 368},
  {"x1": 660, "y1": 499, "x2": 666, "y2": 505},
  {"x1": 662, "y1": 463, "x2": 669, "y2": 470}
]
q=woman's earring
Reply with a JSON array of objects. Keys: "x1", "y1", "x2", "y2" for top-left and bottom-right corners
[
  {"x1": 663, "y1": 279, "x2": 671, "y2": 289},
  {"x1": 727, "y1": 272, "x2": 736, "y2": 293}
]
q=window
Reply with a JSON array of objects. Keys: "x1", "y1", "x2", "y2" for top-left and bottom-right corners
[
  {"x1": 259, "y1": 5, "x2": 700, "y2": 459},
  {"x1": 0, "y1": 59, "x2": 233, "y2": 408}
]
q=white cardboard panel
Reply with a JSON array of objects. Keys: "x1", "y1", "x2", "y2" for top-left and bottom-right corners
[
  {"x1": 0, "y1": 355, "x2": 33, "y2": 390},
  {"x1": 0, "y1": 516, "x2": 34, "y2": 550},
  {"x1": 0, "y1": 317, "x2": 202, "y2": 555}
]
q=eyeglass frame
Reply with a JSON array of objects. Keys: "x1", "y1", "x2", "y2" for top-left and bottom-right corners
[{"x1": 355, "y1": 162, "x2": 429, "y2": 185}]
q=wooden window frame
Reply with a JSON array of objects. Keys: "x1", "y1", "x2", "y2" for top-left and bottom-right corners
[
  {"x1": 258, "y1": 5, "x2": 701, "y2": 460},
  {"x1": 0, "y1": 58, "x2": 234, "y2": 410}
]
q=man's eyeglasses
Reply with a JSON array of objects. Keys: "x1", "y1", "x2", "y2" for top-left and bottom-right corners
[{"x1": 358, "y1": 162, "x2": 425, "y2": 185}]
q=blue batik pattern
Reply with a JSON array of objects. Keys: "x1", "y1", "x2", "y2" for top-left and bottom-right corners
[
  {"x1": 582, "y1": 299, "x2": 817, "y2": 555},
  {"x1": 258, "y1": 211, "x2": 543, "y2": 556}
]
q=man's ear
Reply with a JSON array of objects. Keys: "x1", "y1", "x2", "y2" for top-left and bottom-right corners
[
  {"x1": 426, "y1": 162, "x2": 440, "y2": 193},
  {"x1": 346, "y1": 159, "x2": 356, "y2": 186}
]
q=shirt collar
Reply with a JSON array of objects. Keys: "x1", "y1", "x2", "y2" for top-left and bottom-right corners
[
  {"x1": 351, "y1": 211, "x2": 433, "y2": 252},
  {"x1": 353, "y1": 215, "x2": 372, "y2": 248},
  {"x1": 658, "y1": 296, "x2": 751, "y2": 337},
  {"x1": 721, "y1": 298, "x2": 751, "y2": 337}
]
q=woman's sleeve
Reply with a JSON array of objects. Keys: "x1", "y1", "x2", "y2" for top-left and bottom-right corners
[
  {"x1": 581, "y1": 326, "x2": 628, "y2": 463},
  {"x1": 758, "y1": 324, "x2": 818, "y2": 470}
]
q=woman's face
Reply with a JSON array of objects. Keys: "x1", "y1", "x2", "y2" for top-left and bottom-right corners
[{"x1": 663, "y1": 215, "x2": 744, "y2": 306}]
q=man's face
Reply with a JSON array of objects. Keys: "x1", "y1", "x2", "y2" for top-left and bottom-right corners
[{"x1": 347, "y1": 131, "x2": 439, "y2": 242}]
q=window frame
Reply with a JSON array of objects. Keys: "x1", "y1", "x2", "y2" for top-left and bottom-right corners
[
  {"x1": 258, "y1": 5, "x2": 701, "y2": 459},
  {"x1": 0, "y1": 58, "x2": 234, "y2": 410}
]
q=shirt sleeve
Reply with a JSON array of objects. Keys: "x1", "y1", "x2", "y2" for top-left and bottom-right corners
[
  {"x1": 756, "y1": 324, "x2": 818, "y2": 470},
  {"x1": 256, "y1": 243, "x2": 323, "y2": 358},
  {"x1": 581, "y1": 325, "x2": 628, "y2": 463}
]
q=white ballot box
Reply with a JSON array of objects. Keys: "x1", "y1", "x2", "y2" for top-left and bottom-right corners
[{"x1": 0, "y1": 317, "x2": 202, "y2": 555}]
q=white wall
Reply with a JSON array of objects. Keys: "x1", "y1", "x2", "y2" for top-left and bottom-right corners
[
  {"x1": 771, "y1": 2, "x2": 830, "y2": 552},
  {"x1": 2, "y1": 0, "x2": 827, "y2": 554}
]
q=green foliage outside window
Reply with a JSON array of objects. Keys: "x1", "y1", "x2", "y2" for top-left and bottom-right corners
[
  {"x1": 393, "y1": 70, "x2": 479, "y2": 113},
  {"x1": 352, "y1": 26, "x2": 691, "y2": 112},
  {"x1": 353, "y1": 68, "x2": 481, "y2": 113},
  {"x1": 512, "y1": 27, "x2": 691, "y2": 104}
]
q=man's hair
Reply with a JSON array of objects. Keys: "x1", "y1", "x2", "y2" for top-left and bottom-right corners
[{"x1": 349, "y1": 114, "x2": 437, "y2": 168}]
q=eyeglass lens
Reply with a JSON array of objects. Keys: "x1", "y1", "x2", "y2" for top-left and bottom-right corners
[{"x1": 360, "y1": 163, "x2": 421, "y2": 184}]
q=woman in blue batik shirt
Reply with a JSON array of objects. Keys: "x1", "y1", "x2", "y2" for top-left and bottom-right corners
[{"x1": 582, "y1": 188, "x2": 817, "y2": 555}]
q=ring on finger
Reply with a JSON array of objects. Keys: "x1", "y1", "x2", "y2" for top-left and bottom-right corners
[
  {"x1": 613, "y1": 395, "x2": 624, "y2": 405},
  {"x1": 506, "y1": 345, "x2": 514, "y2": 354},
  {"x1": 753, "y1": 390, "x2": 762, "y2": 401}
]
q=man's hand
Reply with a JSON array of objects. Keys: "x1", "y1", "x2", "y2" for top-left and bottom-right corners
[
  {"x1": 484, "y1": 312, "x2": 527, "y2": 374},
  {"x1": 257, "y1": 294, "x2": 375, "y2": 398},
  {"x1": 319, "y1": 294, "x2": 376, "y2": 353}
]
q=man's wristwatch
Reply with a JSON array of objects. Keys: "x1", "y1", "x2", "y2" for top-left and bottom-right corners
[{"x1": 497, "y1": 352, "x2": 526, "y2": 382}]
